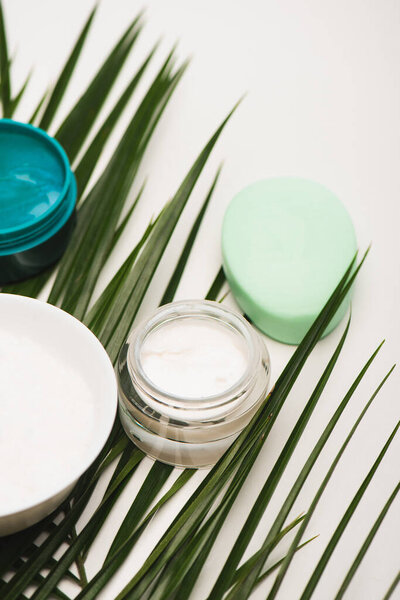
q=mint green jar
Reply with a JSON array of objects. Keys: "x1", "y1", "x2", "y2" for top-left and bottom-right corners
[{"x1": 222, "y1": 178, "x2": 357, "y2": 345}]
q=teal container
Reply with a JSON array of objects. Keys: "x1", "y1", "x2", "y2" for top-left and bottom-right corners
[{"x1": 0, "y1": 119, "x2": 76, "y2": 284}]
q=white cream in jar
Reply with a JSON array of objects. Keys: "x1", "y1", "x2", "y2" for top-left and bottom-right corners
[
  {"x1": 140, "y1": 318, "x2": 248, "y2": 399},
  {"x1": 117, "y1": 300, "x2": 270, "y2": 468}
]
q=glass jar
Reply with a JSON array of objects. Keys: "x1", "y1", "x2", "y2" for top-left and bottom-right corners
[{"x1": 117, "y1": 300, "x2": 270, "y2": 468}]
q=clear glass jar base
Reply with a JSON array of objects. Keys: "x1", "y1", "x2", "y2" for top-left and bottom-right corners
[{"x1": 119, "y1": 404, "x2": 239, "y2": 469}]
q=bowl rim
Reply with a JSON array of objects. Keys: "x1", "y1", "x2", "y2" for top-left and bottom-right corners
[
  {"x1": 0, "y1": 294, "x2": 118, "y2": 518},
  {"x1": 0, "y1": 119, "x2": 73, "y2": 237}
]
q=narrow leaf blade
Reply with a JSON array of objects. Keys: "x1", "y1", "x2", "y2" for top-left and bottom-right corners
[{"x1": 39, "y1": 5, "x2": 97, "y2": 131}]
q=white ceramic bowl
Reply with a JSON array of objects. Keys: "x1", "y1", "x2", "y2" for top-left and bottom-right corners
[{"x1": 0, "y1": 294, "x2": 117, "y2": 536}]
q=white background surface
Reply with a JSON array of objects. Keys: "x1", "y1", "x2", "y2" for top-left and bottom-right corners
[{"x1": 4, "y1": 1, "x2": 400, "y2": 598}]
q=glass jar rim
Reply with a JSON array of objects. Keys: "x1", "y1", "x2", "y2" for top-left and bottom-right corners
[{"x1": 127, "y1": 299, "x2": 262, "y2": 414}]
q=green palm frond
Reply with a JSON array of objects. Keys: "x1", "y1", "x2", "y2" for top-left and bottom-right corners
[
  {"x1": 38, "y1": 5, "x2": 97, "y2": 131},
  {"x1": 55, "y1": 12, "x2": 143, "y2": 162},
  {"x1": 73, "y1": 44, "x2": 157, "y2": 199},
  {"x1": 160, "y1": 166, "x2": 222, "y2": 306},
  {"x1": 51, "y1": 56, "x2": 185, "y2": 321},
  {"x1": 231, "y1": 535, "x2": 319, "y2": 596},
  {"x1": 148, "y1": 318, "x2": 352, "y2": 600},
  {"x1": 0, "y1": 4, "x2": 397, "y2": 600},
  {"x1": 299, "y1": 419, "x2": 400, "y2": 600},
  {"x1": 265, "y1": 365, "x2": 396, "y2": 600},
  {"x1": 207, "y1": 316, "x2": 352, "y2": 599},
  {"x1": 9, "y1": 69, "x2": 31, "y2": 115},
  {"x1": 205, "y1": 266, "x2": 226, "y2": 301},
  {"x1": 0, "y1": 1, "x2": 12, "y2": 116},
  {"x1": 223, "y1": 341, "x2": 386, "y2": 600},
  {"x1": 383, "y1": 571, "x2": 400, "y2": 600},
  {"x1": 29, "y1": 87, "x2": 49, "y2": 124},
  {"x1": 334, "y1": 480, "x2": 400, "y2": 600}
]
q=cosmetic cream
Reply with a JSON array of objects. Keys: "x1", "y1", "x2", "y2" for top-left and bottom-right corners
[
  {"x1": 117, "y1": 300, "x2": 271, "y2": 468},
  {"x1": 0, "y1": 330, "x2": 96, "y2": 515},
  {"x1": 0, "y1": 293, "x2": 117, "y2": 536}
]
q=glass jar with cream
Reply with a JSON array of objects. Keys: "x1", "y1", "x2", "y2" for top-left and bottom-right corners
[{"x1": 117, "y1": 300, "x2": 270, "y2": 468}]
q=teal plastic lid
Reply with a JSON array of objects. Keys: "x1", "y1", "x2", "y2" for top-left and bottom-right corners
[
  {"x1": 0, "y1": 119, "x2": 76, "y2": 255},
  {"x1": 222, "y1": 178, "x2": 357, "y2": 345}
]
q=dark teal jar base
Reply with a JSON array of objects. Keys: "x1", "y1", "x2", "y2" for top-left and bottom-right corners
[{"x1": 0, "y1": 210, "x2": 76, "y2": 285}]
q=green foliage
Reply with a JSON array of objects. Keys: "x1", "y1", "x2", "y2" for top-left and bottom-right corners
[
  {"x1": 0, "y1": 1, "x2": 12, "y2": 117},
  {"x1": 38, "y1": 6, "x2": 97, "y2": 131},
  {"x1": 0, "y1": 4, "x2": 397, "y2": 600},
  {"x1": 299, "y1": 419, "x2": 399, "y2": 600},
  {"x1": 383, "y1": 571, "x2": 400, "y2": 600},
  {"x1": 334, "y1": 480, "x2": 400, "y2": 600},
  {"x1": 0, "y1": 1, "x2": 31, "y2": 118},
  {"x1": 55, "y1": 13, "x2": 143, "y2": 162},
  {"x1": 265, "y1": 365, "x2": 396, "y2": 600}
]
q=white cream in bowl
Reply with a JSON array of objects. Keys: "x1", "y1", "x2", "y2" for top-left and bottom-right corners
[{"x1": 0, "y1": 294, "x2": 117, "y2": 536}]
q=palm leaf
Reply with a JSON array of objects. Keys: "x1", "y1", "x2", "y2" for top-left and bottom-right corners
[
  {"x1": 1, "y1": 478, "x2": 100, "y2": 600},
  {"x1": 207, "y1": 317, "x2": 351, "y2": 599},
  {"x1": 105, "y1": 462, "x2": 174, "y2": 562},
  {"x1": 99, "y1": 449, "x2": 145, "y2": 507},
  {"x1": 205, "y1": 266, "x2": 226, "y2": 300},
  {"x1": 1, "y1": 446, "x2": 141, "y2": 600},
  {"x1": 85, "y1": 215, "x2": 155, "y2": 335},
  {"x1": 1, "y1": 265, "x2": 54, "y2": 297},
  {"x1": 12, "y1": 554, "x2": 79, "y2": 585},
  {"x1": 24, "y1": 450, "x2": 144, "y2": 600},
  {"x1": 9, "y1": 69, "x2": 31, "y2": 115},
  {"x1": 226, "y1": 342, "x2": 386, "y2": 600},
  {"x1": 82, "y1": 467, "x2": 195, "y2": 567},
  {"x1": 266, "y1": 365, "x2": 396, "y2": 600},
  {"x1": 29, "y1": 88, "x2": 49, "y2": 124},
  {"x1": 0, "y1": 507, "x2": 68, "y2": 581},
  {"x1": 150, "y1": 434, "x2": 269, "y2": 600},
  {"x1": 232, "y1": 536, "x2": 319, "y2": 594},
  {"x1": 55, "y1": 13, "x2": 143, "y2": 161},
  {"x1": 299, "y1": 419, "x2": 400, "y2": 600},
  {"x1": 38, "y1": 6, "x2": 97, "y2": 131},
  {"x1": 334, "y1": 480, "x2": 400, "y2": 600},
  {"x1": 96, "y1": 103, "x2": 238, "y2": 363},
  {"x1": 383, "y1": 571, "x2": 400, "y2": 600},
  {"x1": 0, "y1": 0, "x2": 11, "y2": 117},
  {"x1": 47, "y1": 52, "x2": 183, "y2": 319},
  {"x1": 73, "y1": 45, "x2": 157, "y2": 199},
  {"x1": 111, "y1": 181, "x2": 147, "y2": 249},
  {"x1": 155, "y1": 513, "x2": 305, "y2": 600},
  {"x1": 152, "y1": 316, "x2": 351, "y2": 600},
  {"x1": 160, "y1": 165, "x2": 222, "y2": 305}
]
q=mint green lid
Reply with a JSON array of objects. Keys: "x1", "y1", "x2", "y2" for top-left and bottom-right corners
[{"x1": 222, "y1": 178, "x2": 357, "y2": 345}]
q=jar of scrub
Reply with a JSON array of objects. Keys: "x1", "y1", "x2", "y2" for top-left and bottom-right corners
[{"x1": 117, "y1": 300, "x2": 270, "y2": 468}]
